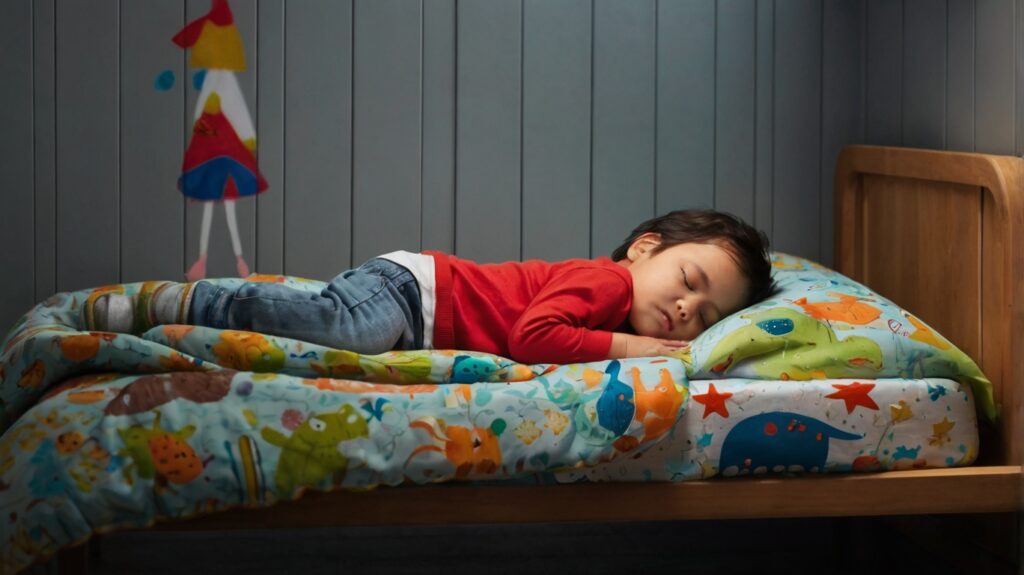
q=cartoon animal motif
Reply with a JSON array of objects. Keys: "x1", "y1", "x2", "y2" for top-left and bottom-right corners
[
  {"x1": 104, "y1": 371, "x2": 234, "y2": 416},
  {"x1": 596, "y1": 360, "x2": 635, "y2": 436},
  {"x1": 702, "y1": 308, "x2": 883, "y2": 379},
  {"x1": 260, "y1": 404, "x2": 369, "y2": 496},
  {"x1": 211, "y1": 331, "x2": 285, "y2": 372},
  {"x1": 449, "y1": 355, "x2": 498, "y2": 383},
  {"x1": 405, "y1": 417, "x2": 503, "y2": 479},
  {"x1": 718, "y1": 412, "x2": 862, "y2": 476},
  {"x1": 792, "y1": 292, "x2": 881, "y2": 325},
  {"x1": 630, "y1": 367, "x2": 686, "y2": 442},
  {"x1": 55, "y1": 431, "x2": 86, "y2": 455},
  {"x1": 117, "y1": 411, "x2": 204, "y2": 489}
]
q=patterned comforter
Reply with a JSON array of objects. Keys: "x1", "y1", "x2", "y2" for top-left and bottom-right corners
[{"x1": 0, "y1": 252, "x2": 991, "y2": 572}]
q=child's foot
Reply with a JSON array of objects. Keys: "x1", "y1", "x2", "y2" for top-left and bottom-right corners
[
  {"x1": 185, "y1": 253, "x2": 208, "y2": 282},
  {"x1": 235, "y1": 255, "x2": 250, "y2": 278},
  {"x1": 82, "y1": 281, "x2": 195, "y2": 333}
]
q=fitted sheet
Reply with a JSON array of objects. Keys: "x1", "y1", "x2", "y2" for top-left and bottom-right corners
[{"x1": 557, "y1": 377, "x2": 978, "y2": 483}]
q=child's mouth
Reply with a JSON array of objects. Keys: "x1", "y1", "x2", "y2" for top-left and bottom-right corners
[{"x1": 662, "y1": 310, "x2": 673, "y2": 332}]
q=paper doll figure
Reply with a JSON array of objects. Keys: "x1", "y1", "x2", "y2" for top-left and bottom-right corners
[{"x1": 173, "y1": 0, "x2": 266, "y2": 280}]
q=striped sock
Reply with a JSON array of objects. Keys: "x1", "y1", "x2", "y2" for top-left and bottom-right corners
[
  {"x1": 89, "y1": 294, "x2": 134, "y2": 333},
  {"x1": 147, "y1": 282, "x2": 196, "y2": 326},
  {"x1": 83, "y1": 281, "x2": 197, "y2": 333}
]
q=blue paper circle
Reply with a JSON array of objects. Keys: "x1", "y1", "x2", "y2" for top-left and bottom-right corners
[
  {"x1": 193, "y1": 69, "x2": 207, "y2": 91},
  {"x1": 154, "y1": 69, "x2": 175, "y2": 91}
]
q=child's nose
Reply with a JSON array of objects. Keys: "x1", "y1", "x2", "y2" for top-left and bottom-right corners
[{"x1": 675, "y1": 298, "x2": 692, "y2": 320}]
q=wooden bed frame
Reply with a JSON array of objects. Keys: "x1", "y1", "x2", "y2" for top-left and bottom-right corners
[{"x1": 54, "y1": 145, "x2": 1022, "y2": 571}]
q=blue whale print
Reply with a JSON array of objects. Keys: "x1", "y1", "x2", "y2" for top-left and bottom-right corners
[
  {"x1": 596, "y1": 360, "x2": 635, "y2": 436},
  {"x1": 719, "y1": 411, "x2": 862, "y2": 476}
]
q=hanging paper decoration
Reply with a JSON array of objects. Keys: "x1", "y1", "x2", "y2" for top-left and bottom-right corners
[
  {"x1": 180, "y1": 93, "x2": 268, "y2": 201},
  {"x1": 174, "y1": 0, "x2": 266, "y2": 280},
  {"x1": 172, "y1": 0, "x2": 246, "y2": 71}
]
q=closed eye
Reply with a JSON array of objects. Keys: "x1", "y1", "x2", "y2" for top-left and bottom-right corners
[{"x1": 682, "y1": 269, "x2": 694, "y2": 290}]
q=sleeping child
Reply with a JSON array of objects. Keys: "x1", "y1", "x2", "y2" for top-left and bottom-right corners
[{"x1": 82, "y1": 209, "x2": 775, "y2": 365}]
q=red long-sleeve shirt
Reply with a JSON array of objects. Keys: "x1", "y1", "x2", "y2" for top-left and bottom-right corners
[{"x1": 427, "y1": 251, "x2": 634, "y2": 364}]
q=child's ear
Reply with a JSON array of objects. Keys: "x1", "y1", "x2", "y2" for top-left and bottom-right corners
[{"x1": 626, "y1": 233, "x2": 661, "y2": 261}]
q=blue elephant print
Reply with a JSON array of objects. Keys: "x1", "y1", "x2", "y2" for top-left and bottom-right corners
[{"x1": 718, "y1": 411, "x2": 861, "y2": 476}]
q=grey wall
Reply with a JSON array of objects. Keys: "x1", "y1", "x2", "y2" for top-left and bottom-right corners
[{"x1": 1, "y1": 0, "x2": 1021, "y2": 333}]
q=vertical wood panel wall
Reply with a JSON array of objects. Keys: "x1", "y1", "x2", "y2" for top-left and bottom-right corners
[{"x1": 1, "y1": 0, "x2": 1021, "y2": 333}]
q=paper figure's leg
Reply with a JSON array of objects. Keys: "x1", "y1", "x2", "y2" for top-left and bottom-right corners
[
  {"x1": 224, "y1": 200, "x2": 250, "y2": 277},
  {"x1": 186, "y1": 202, "x2": 214, "y2": 281}
]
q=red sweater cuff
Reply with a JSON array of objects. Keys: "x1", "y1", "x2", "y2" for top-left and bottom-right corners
[{"x1": 575, "y1": 329, "x2": 614, "y2": 363}]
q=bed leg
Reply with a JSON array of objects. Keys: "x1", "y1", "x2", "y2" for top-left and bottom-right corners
[{"x1": 56, "y1": 540, "x2": 89, "y2": 575}]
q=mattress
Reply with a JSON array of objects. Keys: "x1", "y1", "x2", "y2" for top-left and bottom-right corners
[{"x1": 557, "y1": 377, "x2": 978, "y2": 483}]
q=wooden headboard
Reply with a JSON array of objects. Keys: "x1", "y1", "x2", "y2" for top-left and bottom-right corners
[{"x1": 834, "y1": 145, "x2": 1023, "y2": 467}]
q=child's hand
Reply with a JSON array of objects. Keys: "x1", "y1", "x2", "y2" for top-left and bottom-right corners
[{"x1": 610, "y1": 333, "x2": 689, "y2": 358}]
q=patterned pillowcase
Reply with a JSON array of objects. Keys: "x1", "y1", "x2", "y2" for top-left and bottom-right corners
[{"x1": 683, "y1": 253, "x2": 996, "y2": 421}]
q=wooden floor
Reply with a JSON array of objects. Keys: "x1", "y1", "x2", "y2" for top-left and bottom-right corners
[{"x1": 30, "y1": 513, "x2": 1021, "y2": 575}]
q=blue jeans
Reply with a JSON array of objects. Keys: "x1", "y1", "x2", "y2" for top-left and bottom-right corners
[{"x1": 188, "y1": 258, "x2": 424, "y2": 353}]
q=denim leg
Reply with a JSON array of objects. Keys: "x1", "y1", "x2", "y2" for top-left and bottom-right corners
[{"x1": 188, "y1": 259, "x2": 423, "y2": 353}]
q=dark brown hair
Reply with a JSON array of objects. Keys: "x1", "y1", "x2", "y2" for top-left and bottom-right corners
[{"x1": 611, "y1": 209, "x2": 776, "y2": 309}]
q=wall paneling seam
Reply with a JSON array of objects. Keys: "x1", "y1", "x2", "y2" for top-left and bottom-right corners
[
  {"x1": 419, "y1": 0, "x2": 424, "y2": 251},
  {"x1": 453, "y1": 0, "x2": 458, "y2": 255},
  {"x1": 349, "y1": 0, "x2": 355, "y2": 269},
  {"x1": 712, "y1": 0, "x2": 718, "y2": 210},
  {"x1": 770, "y1": 0, "x2": 775, "y2": 249},
  {"x1": 588, "y1": 0, "x2": 594, "y2": 258},
  {"x1": 53, "y1": 0, "x2": 59, "y2": 291},
  {"x1": 751, "y1": 0, "x2": 757, "y2": 227},
  {"x1": 254, "y1": 0, "x2": 260, "y2": 266},
  {"x1": 117, "y1": 0, "x2": 122, "y2": 283},
  {"x1": 817, "y1": 1, "x2": 824, "y2": 262},
  {"x1": 519, "y1": 0, "x2": 523, "y2": 261},
  {"x1": 31, "y1": 0, "x2": 36, "y2": 299},
  {"x1": 653, "y1": 0, "x2": 659, "y2": 218}
]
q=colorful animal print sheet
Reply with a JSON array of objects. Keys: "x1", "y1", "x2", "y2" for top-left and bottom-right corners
[{"x1": 556, "y1": 377, "x2": 978, "y2": 483}]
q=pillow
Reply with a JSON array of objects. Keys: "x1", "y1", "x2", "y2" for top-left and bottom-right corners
[{"x1": 683, "y1": 253, "x2": 996, "y2": 422}]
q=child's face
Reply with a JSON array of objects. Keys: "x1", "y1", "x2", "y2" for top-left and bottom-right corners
[{"x1": 620, "y1": 235, "x2": 750, "y2": 341}]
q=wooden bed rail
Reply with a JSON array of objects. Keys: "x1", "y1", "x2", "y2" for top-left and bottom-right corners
[{"x1": 150, "y1": 467, "x2": 1021, "y2": 529}]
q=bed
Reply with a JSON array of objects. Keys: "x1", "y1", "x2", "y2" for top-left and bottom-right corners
[{"x1": 1, "y1": 144, "x2": 1019, "y2": 573}]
